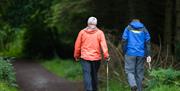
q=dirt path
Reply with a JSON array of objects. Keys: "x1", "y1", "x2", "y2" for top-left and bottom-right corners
[{"x1": 13, "y1": 60, "x2": 83, "y2": 91}]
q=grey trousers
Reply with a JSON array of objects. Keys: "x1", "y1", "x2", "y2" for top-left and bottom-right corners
[{"x1": 124, "y1": 55, "x2": 145, "y2": 91}]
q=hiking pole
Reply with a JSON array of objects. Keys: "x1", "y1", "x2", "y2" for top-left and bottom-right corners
[
  {"x1": 148, "y1": 62, "x2": 151, "y2": 70},
  {"x1": 107, "y1": 61, "x2": 109, "y2": 91},
  {"x1": 106, "y1": 57, "x2": 110, "y2": 91}
]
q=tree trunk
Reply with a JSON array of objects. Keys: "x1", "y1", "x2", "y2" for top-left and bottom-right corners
[
  {"x1": 176, "y1": 0, "x2": 180, "y2": 42},
  {"x1": 175, "y1": 0, "x2": 180, "y2": 59},
  {"x1": 171, "y1": 0, "x2": 176, "y2": 54},
  {"x1": 164, "y1": 0, "x2": 173, "y2": 53}
]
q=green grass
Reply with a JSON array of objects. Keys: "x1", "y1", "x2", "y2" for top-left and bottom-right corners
[
  {"x1": 99, "y1": 79, "x2": 130, "y2": 91},
  {"x1": 41, "y1": 58, "x2": 130, "y2": 91},
  {"x1": 0, "y1": 82, "x2": 18, "y2": 91},
  {"x1": 41, "y1": 59, "x2": 180, "y2": 91},
  {"x1": 150, "y1": 85, "x2": 180, "y2": 91},
  {"x1": 41, "y1": 58, "x2": 82, "y2": 81}
]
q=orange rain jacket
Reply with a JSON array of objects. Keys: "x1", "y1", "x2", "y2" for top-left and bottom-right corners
[{"x1": 74, "y1": 27, "x2": 109, "y2": 61}]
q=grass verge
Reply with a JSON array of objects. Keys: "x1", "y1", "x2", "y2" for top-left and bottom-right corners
[
  {"x1": 41, "y1": 58, "x2": 180, "y2": 91},
  {"x1": 0, "y1": 82, "x2": 18, "y2": 91},
  {"x1": 99, "y1": 79, "x2": 130, "y2": 91},
  {"x1": 40, "y1": 58, "x2": 131, "y2": 91},
  {"x1": 40, "y1": 58, "x2": 82, "y2": 81},
  {"x1": 150, "y1": 85, "x2": 180, "y2": 91}
]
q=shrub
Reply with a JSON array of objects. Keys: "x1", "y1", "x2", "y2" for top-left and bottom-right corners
[
  {"x1": 150, "y1": 85, "x2": 180, "y2": 91},
  {"x1": 0, "y1": 82, "x2": 18, "y2": 91},
  {"x1": 146, "y1": 68, "x2": 180, "y2": 90},
  {"x1": 0, "y1": 24, "x2": 25, "y2": 57},
  {"x1": 2, "y1": 28, "x2": 25, "y2": 57},
  {"x1": 0, "y1": 59, "x2": 17, "y2": 87}
]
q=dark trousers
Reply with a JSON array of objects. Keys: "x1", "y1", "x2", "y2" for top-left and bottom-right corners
[{"x1": 80, "y1": 59, "x2": 101, "y2": 91}]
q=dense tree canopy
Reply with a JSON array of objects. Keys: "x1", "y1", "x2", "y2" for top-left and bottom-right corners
[{"x1": 0, "y1": 0, "x2": 179, "y2": 59}]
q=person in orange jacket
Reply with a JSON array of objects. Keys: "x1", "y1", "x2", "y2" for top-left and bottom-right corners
[{"x1": 74, "y1": 16, "x2": 109, "y2": 91}]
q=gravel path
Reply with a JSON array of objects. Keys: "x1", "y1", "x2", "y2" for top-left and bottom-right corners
[{"x1": 13, "y1": 61, "x2": 83, "y2": 91}]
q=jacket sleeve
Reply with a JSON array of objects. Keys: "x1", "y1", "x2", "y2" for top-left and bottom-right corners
[
  {"x1": 144, "y1": 28, "x2": 151, "y2": 56},
  {"x1": 74, "y1": 31, "x2": 83, "y2": 59},
  {"x1": 100, "y1": 31, "x2": 109, "y2": 59},
  {"x1": 121, "y1": 27, "x2": 128, "y2": 54},
  {"x1": 121, "y1": 39, "x2": 127, "y2": 54}
]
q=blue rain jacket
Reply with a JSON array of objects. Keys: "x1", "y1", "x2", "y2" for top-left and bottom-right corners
[{"x1": 121, "y1": 21, "x2": 151, "y2": 56}]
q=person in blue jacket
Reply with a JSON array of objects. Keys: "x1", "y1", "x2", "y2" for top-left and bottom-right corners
[{"x1": 121, "y1": 19, "x2": 151, "y2": 91}]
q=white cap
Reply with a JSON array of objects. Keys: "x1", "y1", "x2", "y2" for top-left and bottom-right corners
[{"x1": 87, "y1": 17, "x2": 97, "y2": 25}]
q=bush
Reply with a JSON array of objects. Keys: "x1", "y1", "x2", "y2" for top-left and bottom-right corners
[
  {"x1": 150, "y1": 85, "x2": 180, "y2": 91},
  {"x1": 2, "y1": 28, "x2": 25, "y2": 57},
  {"x1": 0, "y1": 82, "x2": 18, "y2": 91},
  {"x1": 0, "y1": 59, "x2": 17, "y2": 87},
  {"x1": 146, "y1": 68, "x2": 180, "y2": 91},
  {"x1": 0, "y1": 24, "x2": 25, "y2": 57}
]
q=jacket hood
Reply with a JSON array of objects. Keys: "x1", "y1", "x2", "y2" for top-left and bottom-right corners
[
  {"x1": 130, "y1": 21, "x2": 144, "y2": 29},
  {"x1": 84, "y1": 26, "x2": 98, "y2": 34}
]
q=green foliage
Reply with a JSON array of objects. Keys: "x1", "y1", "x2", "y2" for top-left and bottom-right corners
[
  {"x1": 0, "y1": 24, "x2": 16, "y2": 51},
  {"x1": 0, "y1": 82, "x2": 18, "y2": 91},
  {"x1": 48, "y1": 0, "x2": 91, "y2": 28},
  {"x1": 41, "y1": 58, "x2": 130, "y2": 90},
  {"x1": 0, "y1": 24, "x2": 25, "y2": 57},
  {"x1": 146, "y1": 68, "x2": 180, "y2": 90},
  {"x1": 0, "y1": 59, "x2": 17, "y2": 87},
  {"x1": 41, "y1": 58, "x2": 82, "y2": 80},
  {"x1": 0, "y1": 0, "x2": 93, "y2": 59},
  {"x1": 150, "y1": 85, "x2": 180, "y2": 91},
  {"x1": 2, "y1": 28, "x2": 25, "y2": 57},
  {"x1": 0, "y1": 0, "x2": 177, "y2": 60},
  {"x1": 44, "y1": 0, "x2": 91, "y2": 58},
  {"x1": 99, "y1": 79, "x2": 130, "y2": 91},
  {"x1": 19, "y1": 0, "x2": 56, "y2": 58}
]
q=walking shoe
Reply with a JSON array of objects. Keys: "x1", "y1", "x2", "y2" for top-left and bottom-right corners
[{"x1": 131, "y1": 86, "x2": 137, "y2": 91}]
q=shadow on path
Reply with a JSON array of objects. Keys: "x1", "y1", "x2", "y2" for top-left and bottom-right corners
[{"x1": 13, "y1": 60, "x2": 83, "y2": 91}]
